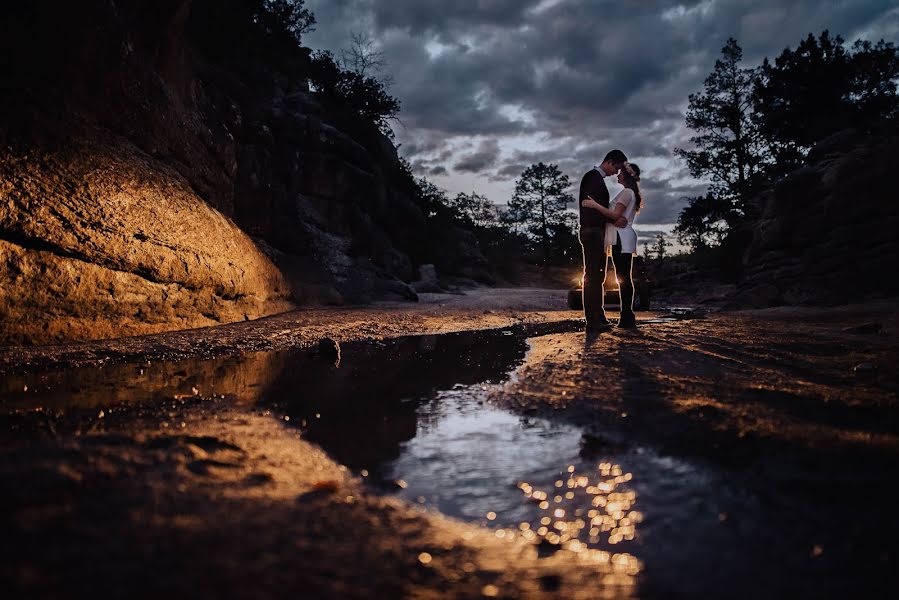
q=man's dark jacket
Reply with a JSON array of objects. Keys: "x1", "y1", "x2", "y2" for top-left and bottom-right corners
[{"x1": 578, "y1": 168, "x2": 609, "y2": 229}]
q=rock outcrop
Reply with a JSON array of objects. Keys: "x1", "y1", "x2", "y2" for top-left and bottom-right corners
[
  {"x1": 0, "y1": 0, "x2": 485, "y2": 344},
  {"x1": 732, "y1": 130, "x2": 899, "y2": 307},
  {"x1": 0, "y1": 133, "x2": 292, "y2": 344}
]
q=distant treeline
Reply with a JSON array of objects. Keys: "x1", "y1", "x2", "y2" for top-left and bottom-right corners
[{"x1": 405, "y1": 162, "x2": 583, "y2": 273}]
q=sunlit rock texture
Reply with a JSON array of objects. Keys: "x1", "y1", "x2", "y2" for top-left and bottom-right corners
[{"x1": 0, "y1": 135, "x2": 293, "y2": 344}]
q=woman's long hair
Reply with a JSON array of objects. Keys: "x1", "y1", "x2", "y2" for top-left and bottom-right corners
[{"x1": 621, "y1": 163, "x2": 643, "y2": 212}]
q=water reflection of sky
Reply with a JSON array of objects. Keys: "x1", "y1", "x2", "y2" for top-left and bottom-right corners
[
  {"x1": 387, "y1": 388, "x2": 643, "y2": 580},
  {"x1": 377, "y1": 371, "x2": 833, "y2": 598}
]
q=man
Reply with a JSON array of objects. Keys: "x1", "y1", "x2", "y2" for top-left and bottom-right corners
[{"x1": 578, "y1": 149, "x2": 628, "y2": 330}]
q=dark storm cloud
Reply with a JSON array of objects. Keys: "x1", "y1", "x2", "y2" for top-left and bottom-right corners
[
  {"x1": 508, "y1": 146, "x2": 573, "y2": 169},
  {"x1": 409, "y1": 158, "x2": 449, "y2": 177},
  {"x1": 304, "y1": 0, "x2": 898, "y2": 223},
  {"x1": 490, "y1": 164, "x2": 527, "y2": 182},
  {"x1": 453, "y1": 139, "x2": 501, "y2": 173},
  {"x1": 369, "y1": 0, "x2": 532, "y2": 34},
  {"x1": 398, "y1": 136, "x2": 447, "y2": 157},
  {"x1": 637, "y1": 177, "x2": 709, "y2": 225}
]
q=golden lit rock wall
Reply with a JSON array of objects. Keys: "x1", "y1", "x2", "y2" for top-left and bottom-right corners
[{"x1": 0, "y1": 132, "x2": 293, "y2": 344}]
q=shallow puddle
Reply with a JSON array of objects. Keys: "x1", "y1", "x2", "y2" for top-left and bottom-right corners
[
  {"x1": 253, "y1": 321, "x2": 841, "y2": 597},
  {"x1": 279, "y1": 350, "x2": 784, "y2": 597}
]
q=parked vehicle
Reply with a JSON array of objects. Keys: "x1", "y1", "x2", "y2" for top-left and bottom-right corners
[{"x1": 567, "y1": 258, "x2": 651, "y2": 311}]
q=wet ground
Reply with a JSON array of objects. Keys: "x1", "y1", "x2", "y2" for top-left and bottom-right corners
[{"x1": 1, "y1": 290, "x2": 898, "y2": 598}]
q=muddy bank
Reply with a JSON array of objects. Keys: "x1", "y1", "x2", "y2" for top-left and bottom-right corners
[{"x1": 498, "y1": 301, "x2": 899, "y2": 456}]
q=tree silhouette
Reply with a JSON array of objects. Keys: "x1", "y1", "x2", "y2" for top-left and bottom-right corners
[
  {"x1": 675, "y1": 39, "x2": 766, "y2": 220},
  {"x1": 340, "y1": 31, "x2": 391, "y2": 84},
  {"x1": 676, "y1": 32, "x2": 899, "y2": 253},
  {"x1": 308, "y1": 50, "x2": 400, "y2": 138},
  {"x1": 546, "y1": 211, "x2": 581, "y2": 266},
  {"x1": 505, "y1": 163, "x2": 573, "y2": 262},
  {"x1": 674, "y1": 194, "x2": 734, "y2": 251},
  {"x1": 189, "y1": 0, "x2": 315, "y2": 60},
  {"x1": 849, "y1": 39, "x2": 899, "y2": 122},
  {"x1": 413, "y1": 175, "x2": 451, "y2": 216},
  {"x1": 449, "y1": 192, "x2": 496, "y2": 228},
  {"x1": 257, "y1": 0, "x2": 316, "y2": 45},
  {"x1": 754, "y1": 32, "x2": 899, "y2": 175},
  {"x1": 652, "y1": 233, "x2": 669, "y2": 261}
]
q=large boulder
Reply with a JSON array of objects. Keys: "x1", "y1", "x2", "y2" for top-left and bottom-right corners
[{"x1": 0, "y1": 134, "x2": 292, "y2": 344}]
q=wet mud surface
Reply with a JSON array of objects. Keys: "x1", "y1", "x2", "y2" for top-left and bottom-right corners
[{"x1": 2, "y1": 290, "x2": 898, "y2": 598}]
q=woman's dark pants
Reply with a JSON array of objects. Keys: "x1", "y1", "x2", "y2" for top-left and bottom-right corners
[{"x1": 612, "y1": 238, "x2": 636, "y2": 326}]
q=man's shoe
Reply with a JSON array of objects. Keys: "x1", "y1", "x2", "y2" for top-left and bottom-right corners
[{"x1": 586, "y1": 322, "x2": 613, "y2": 332}]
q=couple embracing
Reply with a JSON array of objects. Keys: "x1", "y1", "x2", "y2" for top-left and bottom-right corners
[{"x1": 578, "y1": 149, "x2": 643, "y2": 331}]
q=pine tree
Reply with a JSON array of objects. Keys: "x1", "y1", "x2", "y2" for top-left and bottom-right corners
[
  {"x1": 652, "y1": 233, "x2": 669, "y2": 261},
  {"x1": 675, "y1": 39, "x2": 766, "y2": 220},
  {"x1": 505, "y1": 163, "x2": 573, "y2": 262}
]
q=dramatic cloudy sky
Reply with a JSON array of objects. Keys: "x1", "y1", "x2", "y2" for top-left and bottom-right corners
[{"x1": 304, "y1": 0, "x2": 898, "y2": 246}]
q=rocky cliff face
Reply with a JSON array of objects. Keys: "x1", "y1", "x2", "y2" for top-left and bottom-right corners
[
  {"x1": 732, "y1": 130, "x2": 899, "y2": 307},
  {"x1": 1, "y1": 0, "x2": 474, "y2": 344}
]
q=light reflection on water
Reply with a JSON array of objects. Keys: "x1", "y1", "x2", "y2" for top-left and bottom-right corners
[
  {"x1": 0, "y1": 323, "x2": 747, "y2": 595},
  {"x1": 390, "y1": 389, "x2": 608, "y2": 526},
  {"x1": 387, "y1": 384, "x2": 708, "y2": 534},
  {"x1": 362, "y1": 380, "x2": 769, "y2": 597},
  {"x1": 388, "y1": 388, "x2": 643, "y2": 583}
]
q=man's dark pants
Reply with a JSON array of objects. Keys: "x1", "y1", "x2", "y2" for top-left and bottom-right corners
[
  {"x1": 611, "y1": 235, "x2": 636, "y2": 326},
  {"x1": 579, "y1": 227, "x2": 608, "y2": 327}
]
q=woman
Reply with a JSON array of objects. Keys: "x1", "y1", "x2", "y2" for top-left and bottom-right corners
[{"x1": 582, "y1": 162, "x2": 643, "y2": 328}]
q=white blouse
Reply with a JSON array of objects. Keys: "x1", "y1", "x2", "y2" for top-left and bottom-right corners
[{"x1": 604, "y1": 188, "x2": 638, "y2": 253}]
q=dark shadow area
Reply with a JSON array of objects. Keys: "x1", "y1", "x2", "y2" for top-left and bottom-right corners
[{"x1": 263, "y1": 328, "x2": 531, "y2": 476}]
